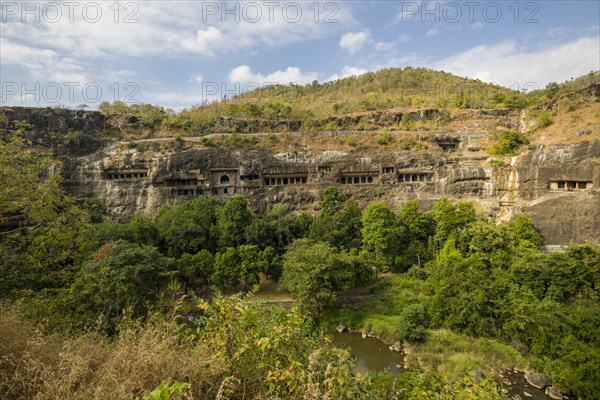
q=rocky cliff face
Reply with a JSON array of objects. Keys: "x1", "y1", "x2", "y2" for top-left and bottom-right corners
[
  {"x1": 61, "y1": 133, "x2": 599, "y2": 245},
  {"x1": 3, "y1": 105, "x2": 598, "y2": 245},
  {"x1": 514, "y1": 141, "x2": 599, "y2": 245}
]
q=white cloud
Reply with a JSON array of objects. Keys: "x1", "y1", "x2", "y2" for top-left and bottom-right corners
[
  {"x1": 327, "y1": 66, "x2": 369, "y2": 82},
  {"x1": 189, "y1": 27, "x2": 224, "y2": 55},
  {"x1": 433, "y1": 36, "x2": 600, "y2": 88},
  {"x1": 189, "y1": 74, "x2": 204, "y2": 84},
  {"x1": 375, "y1": 42, "x2": 395, "y2": 52},
  {"x1": 228, "y1": 65, "x2": 319, "y2": 86},
  {"x1": 1, "y1": 1, "x2": 357, "y2": 89},
  {"x1": 397, "y1": 34, "x2": 411, "y2": 43},
  {"x1": 374, "y1": 34, "x2": 411, "y2": 53},
  {"x1": 426, "y1": 27, "x2": 440, "y2": 36},
  {"x1": 339, "y1": 31, "x2": 369, "y2": 54},
  {"x1": 0, "y1": 38, "x2": 89, "y2": 83}
]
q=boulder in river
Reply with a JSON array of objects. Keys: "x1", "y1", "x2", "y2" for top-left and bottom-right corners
[
  {"x1": 361, "y1": 331, "x2": 367, "y2": 339},
  {"x1": 525, "y1": 372, "x2": 551, "y2": 389},
  {"x1": 545, "y1": 386, "x2": 563, "y2": 400},
  {"x1": 336, "y1": 324, "x2": 347, "y2": 333},
  {"x1": 392, "y1": 341, "x2": 402, "y2": 352}
]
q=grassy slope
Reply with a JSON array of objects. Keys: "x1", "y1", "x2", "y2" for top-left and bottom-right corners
[
  {"x1": 525, "y1": 72, "x2": 600, "y2": 145},
  {"x1": 162, "y1": 67, "x2": 521, "y2": 134}
]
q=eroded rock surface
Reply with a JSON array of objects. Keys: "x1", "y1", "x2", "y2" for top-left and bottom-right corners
[{"x1": 62, "y1": 133, "x2": 599, "y2": 245}]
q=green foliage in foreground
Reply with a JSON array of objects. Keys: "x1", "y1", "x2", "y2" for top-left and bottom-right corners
[{"x1": 0, "y1": 298, "x2": 507, "y2": 400}]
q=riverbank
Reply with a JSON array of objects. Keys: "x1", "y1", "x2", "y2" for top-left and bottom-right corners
[{"x1": 330, "y1": 330, "x2": 557, "y2": 400}]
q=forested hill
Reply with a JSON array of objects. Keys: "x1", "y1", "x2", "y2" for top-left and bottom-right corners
[
  {"x1": 1, "y1": 69, "x2": 598, "y2": 141},
  {"x1": 225, "y1": 67, "x2": 520, "y2": 114},
  {"x1": 165, "y1": 67, "x2": 521, "y2": 130}
]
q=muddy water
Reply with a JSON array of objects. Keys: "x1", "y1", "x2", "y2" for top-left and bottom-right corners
[
  {"x1": 331, "y1": 332, "x2": 553, "y2": 400},
  {"x1": 330, "y1": 331, "x2": 404, "y2": 375}
]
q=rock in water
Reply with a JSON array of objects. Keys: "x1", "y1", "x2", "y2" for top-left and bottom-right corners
[
  {"x1": 545, "y1": 386, "x2": 563, "y2": 400},
  {"x1": 336, "y1": 324, "x2": 347, "y2": 333},
  {"x1": 525, "y1": 372, "x2": 551, "y2": 389},
  {"x1": 392, "y1": 341, "x2": 402, "y2": 352}
]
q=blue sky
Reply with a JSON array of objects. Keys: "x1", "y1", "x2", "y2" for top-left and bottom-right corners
[{"x1": 1, "y1": 1, "x2": 599, "y2": 109}]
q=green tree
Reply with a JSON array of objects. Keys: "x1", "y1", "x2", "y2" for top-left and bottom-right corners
[
  {"x1": 489, "y1": 130, "x2": 529, "y2": 155},
  {"x1": 237, "y1": 245, "x2": 265, "y2": 290},
  {"x1": 545, "y1": 82, "x2": 559, "y2": 99},
  {"x1": 66, "y1": 241, "x2": 175, "y2": 331},
  {"x1": 280, "y1": 239, "x2": 371, "y2": 314},
  {"x1": 396, "y1": 201, "x2": 434, "y2": 271},
  {"x1": 212, "y1": 247, "x2": 242, "y2": 291},
  {"x1": 178, "y1": 249, "x2": 215, "y2": 295},
  {"x1": 360, "y1": 203, "x2": 402, "y2": 269},
  {"x1": 98, "y1": 101, "x2": 133, "y2": 133},
  {"x1": 399, "y1": 200, "x2": 433, "y2": 243},
  {"x1": 429, "y1": 197, "x2": 476, "y2": 251},
  {"x1": 155, "y1": 196, "x2": 219, "y2": 257},
  {"x1": 508, "y1": 214, "x2": 542, "y2": 248},
  {"x1": 217, "y1": 195, "x2": 253, "y2": 249},
  {"x1": 310, "y1": 187, "x2": 362, "y2": 250},
  {"x1": 245, "y1": 204, "x2": 299, "y2": 252}
]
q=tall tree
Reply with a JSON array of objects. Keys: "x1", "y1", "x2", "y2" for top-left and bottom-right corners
[
  {"x1": 361, "y1": 203, "x2": 402, "y2": 269},
  {"x1": 280, "y1": 239, "x2": 371, "y2": 314},
  {"x1": 155, "y1": 196, "x2": 219, "y2": 257},
  {"x1": 309, "y1": 187, "x2": 362, "y2": 249},
  {"x1": 217, "y1": 195, "x2": 253, "y2": 249},
  {"x1": 178, "y1": 249, "x2": 215, "y2": 295}
]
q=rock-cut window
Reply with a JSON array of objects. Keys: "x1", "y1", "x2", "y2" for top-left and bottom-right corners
[{"x1": 220, "y1": 175, "x2": 230, "y2": 184}]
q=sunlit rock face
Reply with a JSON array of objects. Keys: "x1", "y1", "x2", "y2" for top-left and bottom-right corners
[
  {"x1": 62, "y1": 135, "x2": 599, "y2": 245},
  {"x1": 2, "y1": 106, "x2": 598, "y2": 245}
]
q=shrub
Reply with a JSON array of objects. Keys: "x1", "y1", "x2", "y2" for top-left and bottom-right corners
[
  {"x1": 489, "y1": 159, "x2": 505, "y2": 168},
  {"x1": 533, "y1": 110, "x2": 553, "y2": 131},
  {"x1": 489, "y1": 130, "x2": 529, "y2": 156},
  {"x1": 377, "y1": 130, "x2": 392, "y2": 145},
  {"x1": 172, "y1": 137, "x2": 185, "y2": 150}
]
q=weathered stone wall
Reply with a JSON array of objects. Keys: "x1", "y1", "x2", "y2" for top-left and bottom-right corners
[
  {"x1": 0, "y1": 106, "x2": 107, "y2": 133},
  {"x1": 3, "y1": 106, "x2": 597, "y2": 245},
  {"x1": 62, "y1": 133, "x2": 600, "y2": 245}
]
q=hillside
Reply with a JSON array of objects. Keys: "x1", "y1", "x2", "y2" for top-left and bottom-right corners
[
  {"x1": 1, "y1": 69, "x2": 599, "y2": 400},
  {"x1": 80, "y1": 68, "x2": 596, "y2": 141},
  {"x1": 525, "y1": 71, "x2": 600, "y2": 145},
  {"x1": 163, "y1": 67, "x2": 522, "y2": 134}
]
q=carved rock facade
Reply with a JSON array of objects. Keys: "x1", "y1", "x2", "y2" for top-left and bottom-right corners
[{"x1": 62, "y1": 134, "x2": 600, "y2": 245}]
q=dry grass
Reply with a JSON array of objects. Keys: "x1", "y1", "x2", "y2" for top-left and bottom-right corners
[
  {"x1": 532, "y1": 102, "x2": 600, "y2": 145},
  {"x1": 0, "y1": 303, "x2": 365, "y2": 400},
  {"x1": 0, "y1": 305, "x2": 221, "y2": 400}
]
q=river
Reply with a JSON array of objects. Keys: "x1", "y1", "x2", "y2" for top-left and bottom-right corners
[{"x1": 331, "y1": 332, "x2": 554, "y2": 400}]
